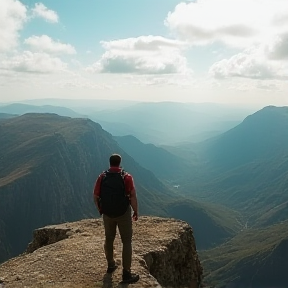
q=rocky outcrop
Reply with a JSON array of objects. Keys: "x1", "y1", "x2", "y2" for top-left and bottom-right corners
[{"x1": 0, "y1": 217, "x2": 203, "y2": 288}]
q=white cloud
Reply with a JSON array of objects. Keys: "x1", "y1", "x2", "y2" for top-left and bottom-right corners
[
  {"x1": 165, "y1": 0, "x2": 288, "y2": 48},
  {"x1": 265, "y1": 33, "x2": 288, "y2": 60},
  {"x1": 209, "y1": 49, "x2": 288, "y2": 80},
  {"x1": 0, "y1": 0, "x2": 27, "y2": 52},
  {"x1": 90, "y1": 50, "x2": 188, "y2": 75},
  {"x1": 87, "y1": 36, "x2": 190, "y2": 75},
  {"x1": 32, "y1": 3, "x2": 58, "y2": 23},
  {"x1": 24, "y1": 35, "x2": 76, "y2": 55},
  {"x1": 1, "y1": 51, "x2": 67, "y2": 73},
  {"x1": 168, "y1": 0, "x2": 288, "y2": 80},
  {"x1": 256, "y1": 81, "x2": 279, "y2": 91},
  {"x1": 101, "y1": 36, "x2": 186, "y2": 51}
]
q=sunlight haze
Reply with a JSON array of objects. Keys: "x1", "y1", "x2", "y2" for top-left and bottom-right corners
[{"x1": 1, "y1": 0, "x2": 288, "y2": 107}]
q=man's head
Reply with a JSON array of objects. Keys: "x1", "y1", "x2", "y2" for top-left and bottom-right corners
[{"x1": 109, "y1": 154, "x2": 122, "y2": 167}]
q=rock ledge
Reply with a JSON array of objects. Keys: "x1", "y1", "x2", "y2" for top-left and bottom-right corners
[{"x1": 0, "y1": 217, "x2": 203, "y2": 288}]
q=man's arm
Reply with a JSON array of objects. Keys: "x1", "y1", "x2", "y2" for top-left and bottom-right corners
[
  {"x1": 93, "y1": 195, "x2": 102, "y2": 215},
  {"x1": 130, "y1": 188, "x2": 138, "y2": 221}
]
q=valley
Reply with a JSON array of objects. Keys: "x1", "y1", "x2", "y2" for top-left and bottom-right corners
[{"x1": 0, "y1": 101, "x2": 287, "y2": 287}]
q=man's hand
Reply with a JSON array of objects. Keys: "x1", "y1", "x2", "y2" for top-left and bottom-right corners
[{"x1": 132, "y1": 211, "x2": 138, "y2": 221}]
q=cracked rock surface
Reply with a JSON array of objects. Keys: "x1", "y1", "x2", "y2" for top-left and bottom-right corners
[{"x1": 0, "y1": 216, "x2": 203, "y2": 288}]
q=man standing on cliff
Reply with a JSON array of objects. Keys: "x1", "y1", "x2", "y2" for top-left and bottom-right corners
[{"x1": 93, "y1": 154, "x2": 139, "y2": 284}]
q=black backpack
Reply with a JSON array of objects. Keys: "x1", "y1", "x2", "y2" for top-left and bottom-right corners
[{"x1": 99, "y1": 170, "x2": 130, "y2": 217}]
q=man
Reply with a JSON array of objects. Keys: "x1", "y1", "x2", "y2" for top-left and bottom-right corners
[{"x1": 93, "y1": 154, "x2": 139, "y2": 284}]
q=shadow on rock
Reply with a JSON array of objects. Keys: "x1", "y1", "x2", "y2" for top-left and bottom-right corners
[{"x1": 102, "y1": 273, "x2": 129, "y2": 288}]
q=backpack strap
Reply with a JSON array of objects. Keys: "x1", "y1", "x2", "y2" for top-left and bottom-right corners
[
  {"x1": 120, "y1": 169, "x2": 127, "y2": 179},
  {"x1": 101, "y1": 169, "x2": 127, "y2": 186}
]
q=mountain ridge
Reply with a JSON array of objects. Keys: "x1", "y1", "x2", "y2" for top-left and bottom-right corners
[{"x1": 179, "y1": 106, "x2": 288, "y2": 226}]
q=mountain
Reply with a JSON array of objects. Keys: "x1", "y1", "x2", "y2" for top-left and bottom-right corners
[
  {"x1": 0, "y1": 113, "x2": 236, "y2": 263},
  {"x1": 0, "y1": 103, "x2": 84, "y2": 118},
  {"x1": 203, "y1": 105, "x2": 288, "y2": 170},
  {"x1": 89, "y1": 102, "x2": 252, "y2": 145},
  {"x1": 17, "y1": 98, "x2": 139, "y2": 112},
  {"x1": 0, "y1": 113, "x2": 16, "y2": 120},
  {"x1": 0, "y1": 113, "x2": 173, "y2": 263},
  {"x1": 201, "y1": 220, "x2": 288, "y2": 288},
  {"x1": 165, "y1": 105, "x2": 288, "y2": 287},
  {"x1": 180, "y1": 106, "x2": 288, "y2": 227},
  {"x1": 114, "y1": 135, "x2": 193, "y2": 181},
  {"x1": 1, "y1": 101, "x2": 253, "y2": 146}
]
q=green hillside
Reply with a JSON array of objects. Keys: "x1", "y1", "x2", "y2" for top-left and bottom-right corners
[
  {"x1": 179, "y1": 106, "x2": 288, "y2": 227},
  {"x1": 201, "y1": 220, "x2": 288, "y2": 287},
  {"x1": 165, "y1": 199, "x2": 242, "y2": 250},
  {"x1": 203, "y1": 106, "x2": 288, "y2": 170}
]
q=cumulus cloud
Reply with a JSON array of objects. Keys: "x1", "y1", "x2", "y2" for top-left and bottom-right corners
[
  {"x1": 0, "y1": 51, "x2": 67, "y2": 73},
  {"x1": 87, "y1": 36, "x2": 190, "y2": 75},
  {"x1": 24, "y1": 35, "x2": 76, "y2": 55},
  {"x1": 32, "y1": 3, "x2": 59, "y2": 23},
  {"x1": 0, "y1": 0, "x2": 27, "y2": 52},
  {"x1": 165, "y1": 0, "x2": 288, "y2": 47},
  {"x1": 209, "y1": 49, "x2": 287, "y2": 80},
  {"x1": 168, "y1": 0, "x2": 288, "y2": 80},
  {"x1": 101, "y1": 36, "x2": 186, "y2": 51},
  {"x1": 265, "y1": 33, "x2": 288, "y2": 60}
]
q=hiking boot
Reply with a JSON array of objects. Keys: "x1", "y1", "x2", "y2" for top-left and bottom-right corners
[
  {"x1": 122, "y1": 269, "x2": 140, "y2": 284},
  {"x1": 106, "y1": 263, "x2": 118, "y2": 273}
]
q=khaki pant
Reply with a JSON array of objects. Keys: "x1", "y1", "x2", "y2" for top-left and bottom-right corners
[{"x1": 103, "y1": 206, "x2": 132, "y2": 271}]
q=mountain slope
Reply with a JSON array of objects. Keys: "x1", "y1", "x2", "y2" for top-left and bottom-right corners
[
  {"x1": 203, "y1": 105, "x2": 288, "y2": 170},
  {"x1": 0, "y1": 113, "x2": 173, "y2": 263},
  {"x1": 181, "y1": 106, "x2": 288, "y2": 226},
  {"x1": 201, "y1": 220, "x2": 288, "y2": 288},
  {"x1": 114, "y1": 135, "x2": 192, "y2": 181},
  {"x1": 0, "y1": 113, "x2": 237, "y2": 263},
  {"x1": 165, "y1": 200, "x2": 242, "y2": 250}
]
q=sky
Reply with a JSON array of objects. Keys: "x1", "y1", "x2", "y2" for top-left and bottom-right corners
[{"x1": 1, "y1": 0, "x2": 288, "y2": 107}]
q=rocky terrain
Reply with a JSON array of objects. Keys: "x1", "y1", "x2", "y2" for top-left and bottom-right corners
[{"x1": 0, "y1": 217, "x2": 203, "y2": 288}]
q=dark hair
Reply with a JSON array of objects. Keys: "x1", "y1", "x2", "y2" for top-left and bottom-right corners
[{"x1": 109, "y1": 154, "x2": 122, "y2": 167}]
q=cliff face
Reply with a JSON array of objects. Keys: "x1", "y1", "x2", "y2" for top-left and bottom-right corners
[{"x1": 0, "y1": 217, "x2": 203, "y2": 288}]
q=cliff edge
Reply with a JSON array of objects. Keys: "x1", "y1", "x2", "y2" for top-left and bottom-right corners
[{"x1": 0, "y1": 217, "x2": 203, "y2": 288}]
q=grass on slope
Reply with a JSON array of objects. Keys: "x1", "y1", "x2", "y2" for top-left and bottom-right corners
[
  {"x1": 201, "y1": 220, "x2": 288, "y2": 285},
  {"x1": 165, "y1": 199, "x2": 242, "y2": 250},
  {"x1": 0, "y1": 114, "x2": 96, "y2": 186}
]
